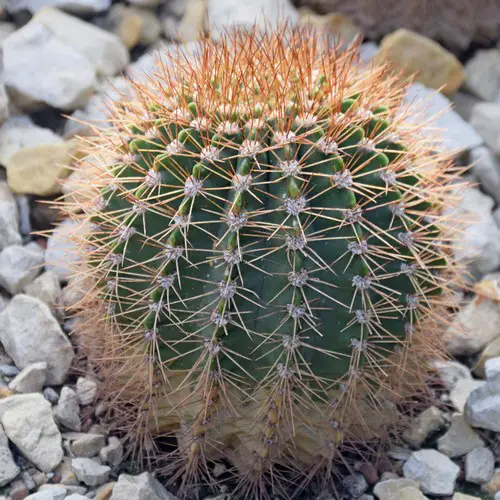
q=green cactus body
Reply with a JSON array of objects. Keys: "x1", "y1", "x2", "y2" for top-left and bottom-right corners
[{"x1": 68, "y1": 28, "x2": 459, "y2": 498}]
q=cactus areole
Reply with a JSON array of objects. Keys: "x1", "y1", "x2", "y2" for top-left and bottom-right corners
[{"x1": 66, "y1": 28, "x2": 462, "y2": 499}]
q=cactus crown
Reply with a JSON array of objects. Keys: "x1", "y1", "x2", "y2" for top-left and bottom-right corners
[{"x1": 66, "y1": 28, "x2": 463, "y2": 499}]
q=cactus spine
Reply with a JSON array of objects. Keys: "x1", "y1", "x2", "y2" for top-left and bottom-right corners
[{"x1": 64, "y1": 28, "x2": 463, "y2": 499}]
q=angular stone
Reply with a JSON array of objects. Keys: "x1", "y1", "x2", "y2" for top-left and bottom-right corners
[
  {"x1": 398, "y1": 487, "x2": 428, "y2": 500},
  {"x1": 54, "y1": 387, "x2": 81, "y2": 432},
  {"x1": 70, "y1": 433, "x2": 106, "y2": 458},
  {"x1": 24, "y1": 271, "x2": 61, "y2": 315},
  {"x1": 0, "y1": 295, "x2": 74, "y2": 385},
  {"x1": 76, "y1": 377, "x2": 97, "y2": 406},
  {"x1": 465, "y1": 380, "x2": 500, "y2": 431},
  {"x1": 485, "y1": 357, "x2": 500, "y2": 381},
  {"x1": 8, "y1": 362, "x2": 47, "y2": 393},
  {"x1": 465, "y1": 49, "x2": 500, "y2": 101},
  {"x1": 103, "y1": 4, "x2": 143, "y2": 49},
  {"x1": 432, "y1": 360, "x2": 472, "y2": 391},
  {"x1": 373, "y1": 478, "x2": 420, "y2": 500},
  {"x1": 24, "y1": 485, "x2": 66, "y2": 500},
  {"x1": 437, "y1": 414, "x2": 485, "y2": 457},
  {"x1": 342, "y1": 473, "x2": 369, "y2": 497},
  {"x1": 378, "y1": 29, "x2": 464, "y2": 95},
  {"x1": 470, "y1": 103, "x2": 500, "y2": 155},
  {"x1": 0, "y1": 181, "x2": 21, "y2": 251},
  {"x1": 71, "y1": 457, "x2": 110, "y2": 487},
  {"x1": 0, "y1": 393, "x2": 63, "y2": 472},
  {"x1": 403, "y1": 406, "x2": 444, "y2": 447},
  {"x1": 7, "y1": 142, "x2": 73, "y2": 196},
  {"x1": 110, "y1": 472, "x2": 177, "y2": 500},
  {"x1": 465, "y1": 447, "x2": 495, "y2": 484},
  {"x1": 449, "y1": 378, "x2": 485, "y2": 412},
  {"x1": 99, "y1": 436, "x2": 123, "y2": 467},
  {"x1": 95, "y1": 482, "x2": 116, "y2": 500},
  {"x1": 403, "y1": 449, "x2": 460, "y2": 496},
  {"x1": 0, "y1": 242, "x2": 44, "y2": 294}
]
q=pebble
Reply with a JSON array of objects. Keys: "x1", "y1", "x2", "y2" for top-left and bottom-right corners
[
  {"x1": 464, "y1": 49, "x2": 500, "y2": 101},
  {"x1": 8, "y1": 361, "x2": 47, "y2": 393},
  {"x1": 0, "y1": 295, "x2": 74, "y2": 385},
  {"x1": 7, "y1": 0, "x2": 111, "y2": 15},
  {"x1": 162, "y1": 0, "x2": 205, "y2": 42},
  {"x1": 470, "y1": 103, "x2": 500, "y2": 155},
  {"x1": 72, "y1": 458, "x2": 111, "y2": 487},
  {"x1": 397, "y1": 487, "x2": 428, "y2": 499},
  {"x1": 403, "y1": 449, "x2": 460, "y2": 496},
  {"x1": 449, "y1": 378, "x2": 485, "y2": 412},
  {"x1": 109, "y1": 472, "x2": 177, "y2": 500},
  {"x1": 2, "y1": 21, "x2": 96, "y2": 111},
  {"x1": 378, "y1": 29, "x2": 464, "y2": 95},
  {"x1": 373, "y1": 478, "x2": 420, "y2": 499},
  {"x1": 24, "y1": 485, "x2": 66, "y2": 500},
  {"x1": 431, "y1": 359, "x2": 472, "y2": 391},
  {"x1": 24, "y1": 271, "x2": 61, "y2": 316},
  {"x1": 0, "y1": 181, "x2": 21, "y2": 251},
  {"x1": 0, "y1": 423, "x2": 20, "y2": 487},
  {"x1": 465, "y1": 447, "x2": 495, "y2": 484},
  {"x1": 0, "y1": 363, "x2": 19, "y2": 377},
  {"x1": 484, "y1": 469, "x2": 500, "y2": 494},
  {"x1": 342, "y1": 473, "x2": 369, "y2": 497},
  {"x1": 465, "y1": 379, "x2": 500, "y2": 432},
  {"x1": 7, "y1": 141, "x2": 73, "y2": 196},
  {"x1": 0, "y1": 393, "x2": 63, "y2": 472},
  {"x1": 43, "y1": 387, "x2": 59, "y2": 405},
  {"x1": 470, "y1": 146, "x2": 500, "y2": 205},
  {"x1": 403, "y1": 406, "x2": 444, "y2": 447},
  {"x1": 99, "y1": 437, "x2": 123, "y2": 468},
  {"x1": 10, "y1": 479, "x2": 30, "y2": 500},
  {"x1": 54, "y1": 387, "x2": 81, "y2": 432},
  {"x1": 76, "y1": 377, "x2": 97, "y2": 406},
  {"x1": 95, "y1": 482, "x2": 115, "y2": 500},
  {"x1": 70, "y1": 434, "x2": 106, "y2": 458},
  {"x1": 0, "y1": 242, "x2": 44, "y2": 294},
  {"x1": 437, "y1": 414, "x2": 485, "y2": 457},
  {"x1": 485, "y1": 357, "x2": 500, "y2": 381}
]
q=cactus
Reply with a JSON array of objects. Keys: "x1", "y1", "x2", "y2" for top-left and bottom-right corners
[{"x1": 64, "y1": 28, "x2": 463, "y2": 499}]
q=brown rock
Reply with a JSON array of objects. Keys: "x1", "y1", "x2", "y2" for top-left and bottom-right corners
[{"x1": 96, "y1": 481, "x2": 116, "y2": 500}]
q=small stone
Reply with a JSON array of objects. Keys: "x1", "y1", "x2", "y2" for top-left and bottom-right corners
[
  {"x1": 56, "y1": 457, "x2": 78, "y2": 486},
  {"x1": 0, "y1": 424, "x2": 20, "y2": 486},
  {"x1": 110, "y1": 472, "x2": 177, "y2": 500},
  {"x1": 76, "y1": 378, "x2": 97, "y2": 406},
  {"x1": 450, "y1": 378, "x2": 485, "y2": 412},
  {"x1": 71, "y1": 458, "x2": 110, "y2": 487},
  {"x1": 24, "y1": 485, "x2": 66, "y2": 499},
  {"x1": 373, "y1": 478, "x2": 420, "y2": 499},
  {"x1": 0, "y1": 363, "x2": 19, "y2": 377},
  {"x1": 24, "y1": 272, "x2": 61, "y2": 316},
  {"x1": 0, "y1": 181, "x2": 21, "y2": 251},
  {"x1": 485, "y1": 357, "x2": 500, "y2": 381},
  {"x1": 437, "y1": 414, "x2": 485, "y2": 457},
  {"x1": 298, "y1": 8, "x2": 360, "y2": 44},
  {"x1": 7, "y1": 142, "x2": 73, "y2": 196},
  {"x1": 465, "y1": 380, "x2": 500, "y2": 431},
  {"x1": 403, "y1": 406, "x2": 445, "y2": 447},
  {"x1": 342, "y1": 473, "x2": 369, "y2": 497},
  {"x1": 0, "y1": 393, "x2": 63, "y2": 472},
  {"x1": 432, "y1": 359, "x2": 472, "y2": 391},
  {"x1": 54, "y1": 387, "x2": 81, "y2": 432},
  {"x1": 0, "y1": 295, "x2": 74, "y2": 385},
  {"x1": 95, "y1": 482, "x2": 115, "y2": 500},
  {"x1": 465, "y1": 447, "x2": 495, "y2": 484},
  {"x1": 465, "y1": 49, "x2": 500, "y2": 101},
  {"x1": 66, "y1": 495, "x2": 89, "y2": 500},
  {"x1": 378, "y1": 29, "x2": 464, "y2": 95},
  {"x1": 0, "y1": 242, "x2": 44, "y2": 294},
  {"x1": 21, "y1": 470, "x2": 36, "y2": 491},
  {"x1": 103, "y1": 4, "x2": 143, "y2": 49},
  {"x1": 453, "y1": 494, "x2": 481, "y2": 500},
  {"x1": 484, "y1": 469, "x2": 500, "y2": 494},
  {"x1": 99, "y1": 437, "x2": 123, "y2": 468},
  {"x1": 8, "y1": 362, "x2": 47, "y2": 393},
  {"x1": 43, "y1": 387, "x2": 59, "y2": 405},
  {"x1": 470, "y1": 103, "x2": 500, "y2": 155},
  {"x1": 162, "y1": 0, "x2": 205, "y2": 42},
  {"x1": 71, "y1": 434, "x2": 106, "y2": 458},
  {"x1": 10, "y1": 479, "x2": 30, "y2": 500},
  {"x1": 128, "y1": 0, "x2": 160, "y2": 6},
  {"x1": 403, "y1": 449, "x2": 460, "y2": 496}
]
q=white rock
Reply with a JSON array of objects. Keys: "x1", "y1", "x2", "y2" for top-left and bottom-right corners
[
  {"x1": 0, "y1": 242, "x2": 44, "y2": 294},
  {"x1": 2, "y1": 21, "x2": 96, "y2": 111},
  {"x1": 76, "y1": 377, "x2": 97, "y2": 406},
  {"x1": 470, "y1": 103, "x2": 500, "y2": 155},
  {"x1": 70, "y1": 433, "x2": 106, "y2": 458},
  {"x1": 0, "y1": 294, "x2": 74, "y2": 385},
  {"x1": 403, "y1": 449, "x2": 460, "y2": 496},
  {"x1": 99, "y1": 436, "x2": 123, "y2": 467},
  {"x1": 35, "y1": 8, "x2": 129, "y2": 77},
  {"x1": 7, "y1": 0, "x2": 111, "y2": 15},
  {"x1": 8, "y1": 361, "x2": 47, "y2": 393},
  {"x1": 437, "y1": 414, "x2": 485, "y2": 457},
  {"x1": 207, "y1": 0, "x2": 298, "y2": 40},
  {"x1": 373, "y1": 478, "x2": 420, "y2": 500},
  {"x1": 71, "y1": 457, "x2": 110, "y2": 487},
  {"x1": 471, "y1": 146, "x2": 500, "y2": 204},
  {"x1": 465, "y1": 447, "x2": 495, "y2": 484},
  {"x1": 485, "y1": 357, "x2": 500, "y2": 381},
  {"x1": 24, "y1": 271, "x2": 61, "y2": 314},
  {"x1": 432, "y1": 359, "x2": 472, "y2": 391},
  {"x1": 65, "y1": 495, "x2": 88, "y2": 500},
  {"x1": 0, "y1": 181, "x2": 21, "y2": 250},
  {"x1": 0, "y1": 115, "x2": 63, "y2": 166},
  {"x1": 54, "y1": 387, "x2": 81, "y2": 431},
  {"x1": 110, "y1": 472, "x2": 177, "y2": 500},
  {"x1": 449, "y1": 378, "x2": 485, "y2": 412},
  {"x1": 465, "y1": 49, "x2": 500, "y2": 101},
  {"x1": 403, "y1": 83, "x2": 483, "y2": 153},
  {"x1": 24, "y1": 486, "x2": 67, "y2": 500},
  {"x1": 0, "y1": 423, "x2": 20, "y2": 486},
  {"x1": 0, "y1": 393, "x2": 63, "y2": 472},
  {"x1": 465, "y1": 380, "x2": 500, "y2": 432},
  {"x1": 403, "y1": 406, "x2": 444, "y2": 447}
]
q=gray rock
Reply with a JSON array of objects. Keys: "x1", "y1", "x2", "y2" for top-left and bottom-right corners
[
  {"x1": 0, "y1": 242, "x2": 44, "y2": 294},
  {"x1": 359, "y1": 42, "x2": 378, "y2": 65},
  {"x1": 437, "y1": 414, "x2": 485, "y2": 457},
  {"x1": 485, "y1": 357, "x2": 500, "y2": 381},
  {"x1": 403, "y1": 449, "x2": 460, "y2": 496},
  {"x1": 387, "y1": 446, "x2": 412, "y2": 461},
  {"x1": 451, "y1": 91, "x2": 481, "y2": 122},
  {"x1": 99, "y1": 436, "x2": 123, "y2": 467},
  {"x1": 471, "y1": 146, "x2": 500, "y2": 204},
  {"x1": 70, "y1": 433, "x2": 106, "y2": 458},
  {"x1": 2, "y1": 21, "x2": 96, "y2": 111},
  {"x1": 0, "y1": 82, "x2": 9, "y2": 126},
  {"x1": 24, "y1": 485, "x2": 66, "y2": 500},
  {"x1": 449, "y1": 379, "x2": 485, "y2": 412},
  {"x1": 465, "y1": 447, "x2": 495, "y2": 484},
  {"x1": 432, "y1": 359, "x2": 472, "y2": 391},
  {"x1": 54, "y1": 387, "x2": 81, "y2": 431},
  {"x1": 8, "y1": 361, "x2": 47, "y2": 393},
  {"x1": 23, "y1": 271, "x2": 61, "y2": 315},
  {"x1": 43, "y1": 387, "x2": 59, "y2": 405},
  {"x1": 0, "y1": 393, "x2": 63, "y2": 472},
  {"x1": 465, "y1": 49, "x2": 500, "y2": 101},
  {"x1": 110, "y1": 472, "x2": 178, "y2": 500},
  {"x1": 0, "y1": 424, "x2": 20, "y2": 486},
  {"x1": 342, "y1": 473, "x2": 369, "y2": 497},
  {"x1": 128, "y1": 0, "x2": 161, "y2": 6},
  {"x1": 403, "y1": 83, "x2": 483, "y2": 152},
  {"x1": 0, "y1": 363, "x2": 18, "y2": 376},
  {"x1": 465, "y1": 380, "x2": 500, "y2": 431},
  {"x1": 403, "y1": 406, "x2": 444, "y2": 447},
  {"x1": 71, "y1": 457, "x2": 110, "y2": 487},
  {"x1": 0, "y1": 182, "x2": 20, "y2": 251},
  {"x1": 373, "y1": 478, "x2": 420, "y2": 500},
  {"x1": 7, "y1": 0, "x2": 111, "y2": 15},
  {"x1": 35, "y1": 8, "x2": 129, "y2": 78},
  {"x1": 76, "y1": 377, "x2": 97, "y2": 406},
  {"x1": 470, "y1": 103, "x2": 500, "y2": 155},
  {"x1": 0, "y1": 295, "x2": 74, "y2": 385},
  {"x1": 45, "y1": 219, "x2": 81, "y2": 281}
]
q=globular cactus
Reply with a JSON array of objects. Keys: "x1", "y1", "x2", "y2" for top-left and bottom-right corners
[{"x1": 64, "y1": 28, "x2": 463, "y2": 499}]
